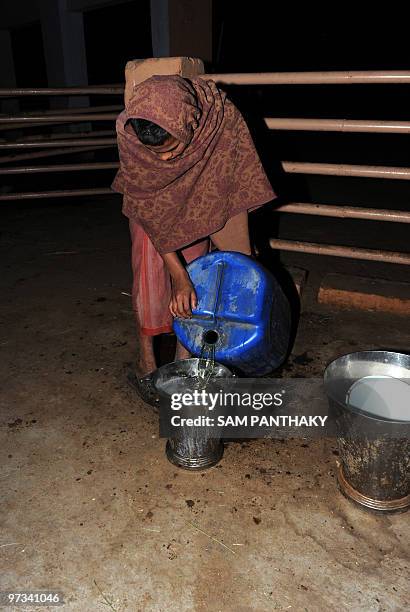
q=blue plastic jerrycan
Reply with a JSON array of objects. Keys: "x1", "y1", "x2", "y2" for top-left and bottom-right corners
[{"x1": 173, "y1": 251, "x2": 291, "y2": 376}]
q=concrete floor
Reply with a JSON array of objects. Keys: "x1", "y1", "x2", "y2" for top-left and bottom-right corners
[{"x1": 1, "y1": 199, "x2": 409, "y2": 611}]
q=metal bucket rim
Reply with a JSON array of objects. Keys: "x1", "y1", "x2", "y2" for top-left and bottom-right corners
[
  {"x1": 324, "y1": 350, "x2": 410, "y2": 424},
  {"x1": 152, "y1": 357, "x2": 233, "y2": 401}
]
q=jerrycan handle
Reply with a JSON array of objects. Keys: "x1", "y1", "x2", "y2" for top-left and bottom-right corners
[{"x1": 210, "y1": 261, "x2": 225, "y2": 323}]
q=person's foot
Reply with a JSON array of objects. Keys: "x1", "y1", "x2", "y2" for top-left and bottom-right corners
[
  {"x1": 127, "y1": 370, "x2": 160, "y2": 409},
  {"x1": 136, "y1": 359, "x2": 157, "y2": 378}
]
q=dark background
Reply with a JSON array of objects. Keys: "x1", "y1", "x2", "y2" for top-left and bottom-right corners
[
  {"x1": 8, "y1": 3, "x2": 410, "y2": 169},
  {"x1": 3, "y1": 1, "x2": 410, "y2": 273}
]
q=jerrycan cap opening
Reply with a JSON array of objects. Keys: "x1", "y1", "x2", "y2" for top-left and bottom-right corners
[{"x1": 203, "y1": 329, "x2": 219, "y2": 345}]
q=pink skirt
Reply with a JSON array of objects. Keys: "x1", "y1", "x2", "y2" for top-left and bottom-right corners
[{"x1": 129, "y1": 219, "x2": 209, "y2": 336}]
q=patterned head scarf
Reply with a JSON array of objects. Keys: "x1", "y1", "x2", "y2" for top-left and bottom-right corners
[{"x1": 112, "y1": 75, "x2": 274, "y2": 253}]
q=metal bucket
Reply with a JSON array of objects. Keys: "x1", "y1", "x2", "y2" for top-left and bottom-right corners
[
  {"x1": 153, "y1": 358, "x2": 234, "y2": 470},
  {"x1": 324, "y1": 351, "x2": 410, "y2": 512}
]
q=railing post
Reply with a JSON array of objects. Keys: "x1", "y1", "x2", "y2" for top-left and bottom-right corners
[
  {"x1": 150, "y1": 0, "x2": 212, "y2": 63},
  {"x1": 124, "y1": 56, "x2": 204, "y2": 106},
  {"x1": 0, "y1": 30, "x2": 19, "y2": 115},
  {"x1": 39, "y1": 0, "x2": 89, "y2": 132}
]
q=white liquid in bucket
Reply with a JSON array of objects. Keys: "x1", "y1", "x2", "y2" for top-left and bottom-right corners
[{"x1": 346, "y1": 376, "x2": 410, "y2": 421}]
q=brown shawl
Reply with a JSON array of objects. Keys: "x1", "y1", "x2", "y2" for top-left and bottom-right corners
[{"x1": 112, "y1": 75, "x2": 275, "y2": 254}]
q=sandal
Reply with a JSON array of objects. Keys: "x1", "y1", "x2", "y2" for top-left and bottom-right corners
[{"x1": 127, "y1": 371, "x2": 160, "y2": 409}]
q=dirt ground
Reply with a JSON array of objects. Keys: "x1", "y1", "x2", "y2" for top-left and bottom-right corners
[{"x1": 0, "y1": 198, "x2": 409, "y2": 611}]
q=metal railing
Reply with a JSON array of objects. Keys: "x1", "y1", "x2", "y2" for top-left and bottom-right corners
[{"x1": 1, "y1": 70, "x2": 410, "y2": 266}]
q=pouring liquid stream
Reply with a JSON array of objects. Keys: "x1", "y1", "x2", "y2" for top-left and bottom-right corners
[{"x1": 196, "y1": 342, "x2": 216, "y2": 389}]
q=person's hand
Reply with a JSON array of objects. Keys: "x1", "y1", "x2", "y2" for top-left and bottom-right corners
[{"x1": 170, "y1": 271, "x2": 197, "y2": 318}]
